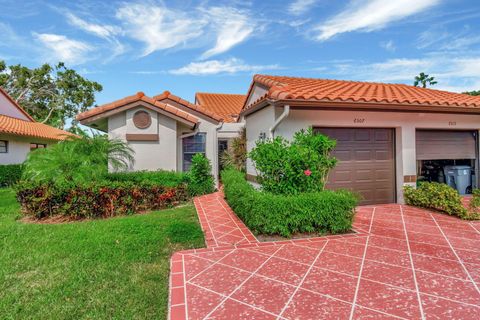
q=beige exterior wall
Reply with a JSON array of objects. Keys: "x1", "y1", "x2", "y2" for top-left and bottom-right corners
[
  {"x1": 246, "y1": 106, "x2": 480, "y2": 203},
  {"x1": 0, "y1": 93, "x2": 31, "y2": 121},
  {"x1": 245, "y1": 105, "x2": 276, "y2": 175},
  {"x1": 0, "y1": 134, "x2": 52, "y2": 164},
  {"x1": 108, "y1": 107, "x2": 178, "y2": 171}
]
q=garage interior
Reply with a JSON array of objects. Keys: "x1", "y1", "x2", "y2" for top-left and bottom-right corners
[{"x1": 416, "y1": 130, "x2": 478, "y2": 195}]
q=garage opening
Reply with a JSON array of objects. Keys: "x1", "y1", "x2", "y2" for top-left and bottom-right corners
[
  {"x1": 416, "y1": 130, "x2": 477, "y2": 195},
  {"x1": 314, "y1": 127, "x2": 396, "y2": 205}
]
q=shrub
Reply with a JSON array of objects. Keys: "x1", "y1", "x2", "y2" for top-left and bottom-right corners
[
  {"x1": 16, "y1": 180, "x2": 189, "y2": 219},
  {"x1": 187, "y1": 154, "x2": 214, "y2": 196},
  {"x1": 106, "y1": 170, "x2": 188, "y2": 188},
  {"x1": 249, "y1": 128, "x2": 337, "y2": 195},
  {"x1": 467, "y1": 189, "x2": 480, "y2": 219},
  {"x1": 22, "y1": 135, "x2": 134, "y2": 185},
  {"x1": 220, "y1": 127, "x2": 247, "y2": 172},
  {"x1": 221, "y1": 168, "x2": 357, "y2": 237},
  {"x1": 403, "y1": 182, "x2": 472, "y2": 219},
  {"x1": 0, "y1": 164, "x2": 23, "y2": 187}
]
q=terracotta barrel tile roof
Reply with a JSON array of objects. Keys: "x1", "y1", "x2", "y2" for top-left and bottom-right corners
[
  {"x1": 243, "y1": 74, "x2": 480, "y2": 113},
  {"x1": 153, "y1": 91, "x2": 223, "y2": 122},
  {"x1": 76, "y1": 92, "x2": 198, "y2": 125},
  {"x1": 0, "y1": 115, "x2": 75, "y2": 141},
  {"x1": 195, "y1": 92, "x2": 246, "y2": 123}
]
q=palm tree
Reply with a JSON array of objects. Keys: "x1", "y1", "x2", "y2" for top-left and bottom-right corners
[
  {"x1": 414, "y1": 72, "x2": 438, "y2": 88},
  {"x1": 23, "y1": 135, "x2": 134, "y2": 184}
]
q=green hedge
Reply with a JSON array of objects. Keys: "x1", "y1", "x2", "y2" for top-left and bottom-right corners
[
  {"x1": 221, "y1": 169, "x2": 357, "y2": 237},
  {"x1": 16, "y1": 180, "x2": 189, "y2": 219},
  {"x1": 106, "y1": 170, "x2": 188, "y2": 187},
  {"x1": 403, "y1": 182, "x2": 477, "y2": 219},
  {"x1": 0, "y1": 164, "x2": 24, "y2": 187}
]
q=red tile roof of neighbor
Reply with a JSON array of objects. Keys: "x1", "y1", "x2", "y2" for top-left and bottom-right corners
[
  {"x1": 153, "y1": 91, "x2": 223, "y2": 122},
  {"x1": 243, "y1": 74, "x2": 480, "y2": 114},
  {"x1": 76, "y1": 92, "x2": 198, "y2": 125},
  {"x1": 0, "y1": 114, "x2": 76, "y2": 141},
  {"x1": 0, "y1": 87, "x2": 74, "y2": 141},
  {"x1": 195, "y1": 92, "x2": 246, "y2": 123}
]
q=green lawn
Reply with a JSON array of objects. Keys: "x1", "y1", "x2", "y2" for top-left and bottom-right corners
[{"x1": 0, "y1": 188, "x2": 204, "y2": 319}]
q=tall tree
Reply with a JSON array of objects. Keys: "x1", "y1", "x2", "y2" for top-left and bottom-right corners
[
  {"x1": 0, "y1": 60, "x2": 102, "y2": 130},
  {"x1": 463, "y1": 90, "x2": 480, "y2": 96},
  {"x1": 413, "y1": 72, "x2": 438, "y2": 88}
]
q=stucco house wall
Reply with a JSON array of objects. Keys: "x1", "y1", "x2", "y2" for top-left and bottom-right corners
[
  {"x1": 108, "y1": 107, "x2": 178, "y2": 171},
  {"x1": 246, "y1": 106, "x2": 480, "y2": 202}
]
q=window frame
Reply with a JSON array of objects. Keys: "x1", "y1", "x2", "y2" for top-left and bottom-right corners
[
  {"x1": 30, "y1": 143, "x2": 47, "y2": 151},
  {"x1": 0, "y1": 140, "x2": 8, "y2": 153},
  {"x1": 182, "y1": 133, "x2": 206, "y2": 171}
]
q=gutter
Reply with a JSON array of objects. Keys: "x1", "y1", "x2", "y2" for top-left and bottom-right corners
[
  {"x1": 180, "y1": 123, "x2": 199, "y2": 139},
  {"x1": 269, "y1": 105, "x2": 290, "y2": 138}
]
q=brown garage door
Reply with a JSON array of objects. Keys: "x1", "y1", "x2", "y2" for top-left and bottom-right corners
[
  {"x1": 416, "y1": 130, "x2": 476, "y2": 160},
  {"x1": 315, "y1": 128, "x2": 396, "y2": 205}
]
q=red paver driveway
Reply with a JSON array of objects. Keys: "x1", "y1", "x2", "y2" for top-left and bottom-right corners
[{"x1": 170, "y1": 192, "x2": 480, "y2": 319}]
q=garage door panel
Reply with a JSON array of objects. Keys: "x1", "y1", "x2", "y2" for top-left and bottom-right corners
[
  {"x1": 331, "y1": 170, "x2": 352, "y2": 183},
  {"x1": 375, "y1": 150, "x2": 390, "y2": 161},
  {"x1": 315, "y1": 127, "x2": 395, "y2": 205},
  {"x1": 355, "y1": 130, "x2": 371, "y2": 141},
  {"x1": 375, "y1": 130, "x2": 391, "y2": 141},
  {"x1": 335, "y1": 150, "x2": 352, "y2": 161},
  {"x1": 355, "y1": 150, "x2": 373, "y2": 161},
  {"x1": 416, "y1": 130, "x2": 476, "y2": 160}
]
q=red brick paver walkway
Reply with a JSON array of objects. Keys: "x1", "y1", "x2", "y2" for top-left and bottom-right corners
[{"x1": 170, "y1": 193, "x2": 480, "y2": 319}]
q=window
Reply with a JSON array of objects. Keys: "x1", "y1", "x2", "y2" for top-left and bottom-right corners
[
  {"x1": 183, "y1": 133, "x2": 206, "y2": 171},
  {"x1": 30, "y1": 143, "x2": 46, "y2": 150},
  {"x1": 0, "y1": 140, "x2": 7, "y2": 153}
]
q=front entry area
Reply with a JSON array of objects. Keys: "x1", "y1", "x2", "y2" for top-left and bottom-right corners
[{"x1": 314, "y1": 127, "x2": 396, "y2": 205}]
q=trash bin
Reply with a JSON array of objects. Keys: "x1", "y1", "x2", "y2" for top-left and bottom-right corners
[{"x1": 444, "y1": 165, "x2": 472, "y2": 195}]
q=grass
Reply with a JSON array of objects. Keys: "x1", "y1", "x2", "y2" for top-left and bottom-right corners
[{"x1": 0, "y1": 188, "x2": 205, "y2": 319}]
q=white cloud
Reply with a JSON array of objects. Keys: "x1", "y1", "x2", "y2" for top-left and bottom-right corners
[
  {"x1": 33, "y1": 33, "x2": 93, "y2": 65},
  {"x1": 170, "y1": 58, "x2": 279, "y2": 75},
  {"x1": 116, "y1": 2, "x2": 205, "y2": 57},
  {"x1": 65, "y1": 12, "x2": 125, "y2": 58},
  {"x1": 380, "y1": 40, "x2": 396, "y2": 52},
  {"x1": 323, "y1": 55, "x2": 480, "y2": 92},
  {"x1": 417, "y1": 28, "x2": 480, "y2": 51},
  {"x1": 65, "y1": 12, "x2": 121, "y2": 39},
  {"x1": 288, "y1": 0, "x2": 317, "y2": 16},
  {"x1": 200, "y1": 7, "x2": 255, "y2": 59},
  {"x1": 313, "y1": 0, "x2": 440, "y2": 41}
]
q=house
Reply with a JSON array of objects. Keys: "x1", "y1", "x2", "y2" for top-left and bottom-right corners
[
  {"x1": 76, "y1": 91, "x2": 244, "y2": 181},
  {"x1": 241, "y1": 75, "x2": 480, "y2": 204},
  {"x1": 0, "y1": 88, "x2": 75, "y2": 165},
  {"x1": 77, "y1": 74, "x2": 480, "y2": 205}
]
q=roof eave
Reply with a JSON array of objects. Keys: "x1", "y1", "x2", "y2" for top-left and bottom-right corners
[{"x1": 241, "y1": 98, "x2": 480, "y2": 116}]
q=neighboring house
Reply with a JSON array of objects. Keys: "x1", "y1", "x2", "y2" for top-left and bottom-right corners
[
  {"x1": 0, "y1": 88, "x2": 75, "y2": 165},
  {"x1": 76, "y1": 91, "x2": 244, "y2": 181},
  {"x1": 241, "y1": 75, "x2": 480, "y2": 204}
]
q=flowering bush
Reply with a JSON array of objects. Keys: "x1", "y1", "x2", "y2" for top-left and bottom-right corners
[
  {"x1": 249, "y1": 128, "x2": 337, "y2": 195},
  {"x1": 16, "y1": 180, "x2": 188, "y2": 219}
]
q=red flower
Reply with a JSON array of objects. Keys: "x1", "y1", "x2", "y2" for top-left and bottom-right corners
[{"x1": 304, "y1": 169, "x2": 312, "y2": 176}]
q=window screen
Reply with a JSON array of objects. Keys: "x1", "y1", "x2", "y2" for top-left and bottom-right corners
[{"x1": 183, "y1": 133, "x2": 206, "y2": 171}]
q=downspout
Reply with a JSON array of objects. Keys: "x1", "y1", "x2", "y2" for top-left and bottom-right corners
[{"x1": 269, "y1": 105, "x2": 290, "y2": 138}]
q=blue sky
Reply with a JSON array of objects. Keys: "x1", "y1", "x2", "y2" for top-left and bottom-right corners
[{"x1": 1, "y1": 0, "x2": 480, "y2": 105}]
